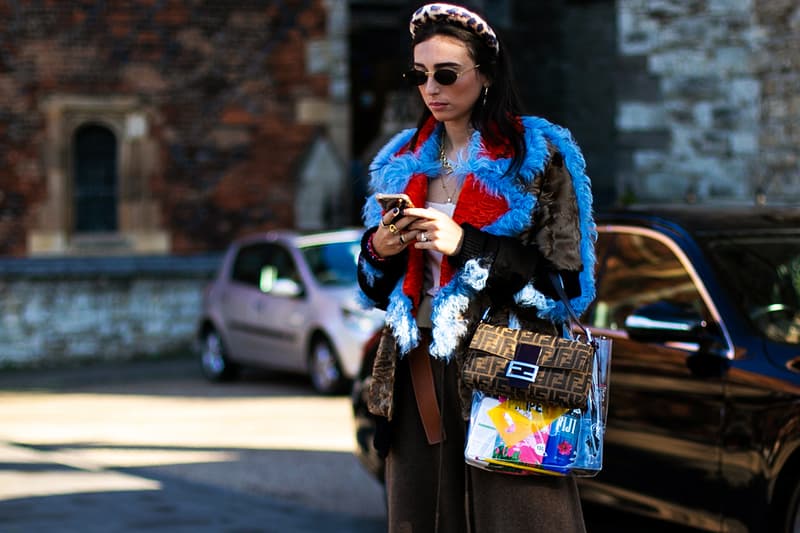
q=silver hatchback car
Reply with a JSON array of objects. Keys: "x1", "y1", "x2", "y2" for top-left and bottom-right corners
[{"x1": 197, "y1": 228, "x2": 384, "y2": 394}]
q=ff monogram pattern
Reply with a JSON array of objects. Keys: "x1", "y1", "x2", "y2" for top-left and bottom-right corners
[{"x1": 464, "y1": 323, "x2": 594, "y2": 409}]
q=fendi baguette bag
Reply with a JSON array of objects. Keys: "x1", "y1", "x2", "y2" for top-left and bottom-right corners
[{"x1": 463, "y1": 274, "x2": 596, "y2": 409}]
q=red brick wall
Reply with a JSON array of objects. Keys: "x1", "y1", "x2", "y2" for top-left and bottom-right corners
[{"x1": 0, "y1": 0, "x2": 328, "y2": 255}]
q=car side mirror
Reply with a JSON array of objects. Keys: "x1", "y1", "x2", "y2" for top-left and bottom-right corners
[
  {"x1": 259, "y1": 265, "x2": 302, "y2": 297},
  {"x1": 269, "y1": 278, "x2": 303, "y2": 298},
  {"x1": 624, "y1": 301, "x2": 724, "y2": 350},
  {"x1": 625, "y1": 301, "x2": 730, "y2": 377}
]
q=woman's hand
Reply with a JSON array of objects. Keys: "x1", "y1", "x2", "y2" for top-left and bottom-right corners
[
  {"x1": 402, "y1": 207, "x2": 464, "y2": 256},
  {"x1": 371, "y1": 208, "x2": 420, "y2": 258}
]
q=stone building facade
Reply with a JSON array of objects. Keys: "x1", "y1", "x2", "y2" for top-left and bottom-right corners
[
  {"x1": 354, "y1": 0, "x2": 799, "y2": 206},
  {"x1": 757, "y1": 0, "x2": 800, "y2": 200},
  {"x1": 1, "y1": 0, "x2": 796, "y2": 260},
  {"x1": 617, "y1": 0, "x2": 800, "y2": 204}
]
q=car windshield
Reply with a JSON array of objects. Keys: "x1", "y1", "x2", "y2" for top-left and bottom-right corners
[
  {"x1": 300, "y1": 239, "x2": 360, "y2": 286},
  {"x1": 706, "y1": 235, "x2": 800, "y2": 344}
]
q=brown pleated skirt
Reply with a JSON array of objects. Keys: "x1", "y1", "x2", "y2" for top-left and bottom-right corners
[{"x1": 385, "y1": 343, "x2": 587, "y2": 533}]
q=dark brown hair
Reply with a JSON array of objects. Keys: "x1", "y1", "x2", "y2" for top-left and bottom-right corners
[{"x1": 408, "y1": 20, "x2": 526, "y2": 178}]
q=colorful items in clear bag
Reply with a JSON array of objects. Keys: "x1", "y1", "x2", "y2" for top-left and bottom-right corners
[{"x1": 465, "y1": 334, "x2": 611, "y2": 477}]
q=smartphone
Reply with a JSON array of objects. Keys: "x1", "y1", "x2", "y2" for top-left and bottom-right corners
[{"x1": 376, "y1": 193, "x2": 415, "y2": 212}]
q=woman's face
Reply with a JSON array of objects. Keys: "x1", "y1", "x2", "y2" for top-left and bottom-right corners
[{"x1": 413, "y1": 34, "x2": 486, "y2": 127}]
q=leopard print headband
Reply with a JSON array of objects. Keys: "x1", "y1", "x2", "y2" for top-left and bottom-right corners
[{"x1": 409, "y1": 3, "x2": 500, "y2": 55}]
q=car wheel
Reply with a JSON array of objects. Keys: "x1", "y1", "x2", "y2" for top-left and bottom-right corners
[
  {"x1": 308, "y1": 335, "x2": 344, "y2": 394},
  {"x1": 200, "y1": 329, "x2": 239, "y2": 382}
]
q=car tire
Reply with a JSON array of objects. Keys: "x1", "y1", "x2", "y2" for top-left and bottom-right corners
[
  {"x1": 308, "y1": 335, "x2": 345, "y2": 395},
  {"x1": 200, "y1": 329, "x2": 240, "y2": 382}
]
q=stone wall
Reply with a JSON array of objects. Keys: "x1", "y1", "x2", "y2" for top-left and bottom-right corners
[
  {"x1": 0, "y1": 256, "x2": 219, "y2": 367},
  {"x1": 755, "y1": 0, "x2": 800, "y2": 199},
  {"x1": 617, "y1": 0, "x2": 800, "y2": 205}
]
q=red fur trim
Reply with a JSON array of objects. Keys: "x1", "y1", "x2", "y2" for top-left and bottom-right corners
[
  {"x1": 402, "y1": 174, "x2": 428, "y2": 310},
  {"x1": 401, "y1": 172, "x2": 509, "y2": 301},
  {"x1": 479, "y1": 115, "x2": 523, "y2": 159},
  {"x1": 453, "y1": 175, "x2": 510, "y2": 228},
  {"x1": 398, "y1": 116, "x2": 438, "y2": 155},
  {"x1": 396, "y1": 116, "x2": 515, "y2": 306},
  {"x1": 405, "y1": 174, "x2": 428, "y2": 211},
  {"x1": 441, "y1": 174, "x2": 509, "y2": 286}
]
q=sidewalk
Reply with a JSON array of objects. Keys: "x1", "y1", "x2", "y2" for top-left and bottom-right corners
[
  {"x1": 0, "y1": 356, "x2": 386, "y2": 533},
  {"x1": 0, "y1": 355, "x2": 198, "y2": 391}
]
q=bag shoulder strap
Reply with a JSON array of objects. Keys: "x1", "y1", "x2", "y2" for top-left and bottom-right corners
[{"x1": 548, "y1": 272, "x2": 592, "y2": 342}]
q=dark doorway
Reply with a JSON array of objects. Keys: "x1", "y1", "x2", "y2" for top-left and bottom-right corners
[
  {"x1": 348, "y1": 1, "x2": 418, "y2": 223},
  {"x1": 504, "y1": 0, "x2": 618, "y2": 207},
  {"x1": 348, "y1": 0, "x2": 618, "y2": 215},
  {"x1": 73, "y1": 123, "x2": 118, "y2": 232}
]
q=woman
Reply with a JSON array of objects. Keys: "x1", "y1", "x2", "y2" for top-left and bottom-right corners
[{"x1": 357, "y1": 3, "x2": 596, "y2": 531}]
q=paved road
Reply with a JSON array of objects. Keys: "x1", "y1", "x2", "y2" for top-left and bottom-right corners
[
  {"x1": 0, "y1": 357, "x2": 386, "y2": 533},
  {"x1": 0, "y1": 357, "x2": 692, "y2": 533}
]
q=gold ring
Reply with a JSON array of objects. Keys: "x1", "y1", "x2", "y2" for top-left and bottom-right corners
[
  {"x1": 399, "y1": 234, "x2": 405, "y2": 245},
  {"x1": 388, "y1": 224, "x2": 398, "y2": 234}
]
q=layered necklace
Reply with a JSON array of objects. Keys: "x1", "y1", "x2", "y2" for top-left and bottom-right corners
[
  {"x1": 438, "y1": 136, "x2": 459, "y2": 203},
  {"x1": 439, "y1": 138, "x2": 456, "y2": 175}
]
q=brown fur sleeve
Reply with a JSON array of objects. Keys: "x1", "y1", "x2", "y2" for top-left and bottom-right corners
[
  {"x1": 367, "y1": 327, "x2": 398, "y2": 419},
  {"x1": 533, "y1": 150, "x2": 583, "y2": 272}
]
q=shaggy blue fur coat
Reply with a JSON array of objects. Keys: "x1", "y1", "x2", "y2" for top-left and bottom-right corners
[{"x1": 359, "y1": 116, "x2": 596, "y2": 361}]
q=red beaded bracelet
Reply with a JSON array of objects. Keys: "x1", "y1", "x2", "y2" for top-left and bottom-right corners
[{"x1": 365, "y1": 232, "x2": 388, "y2": 263}]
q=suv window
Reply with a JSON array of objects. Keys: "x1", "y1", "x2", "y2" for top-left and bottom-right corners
[
  {"x1": 706, "y1": 236, "x2": 800, "y2": 344},
  {"x1": 590, "y1": 231, "x2": 711, "y2": 334}
]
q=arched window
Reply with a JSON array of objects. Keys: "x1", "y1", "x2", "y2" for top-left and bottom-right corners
[{"x1": 73, "y1": 124, "x2": 117, "y2": 232}]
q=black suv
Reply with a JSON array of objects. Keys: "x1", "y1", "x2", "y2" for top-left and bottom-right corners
[{"x1": 352, "y1": 205, "x2": 800, "y2": 532}]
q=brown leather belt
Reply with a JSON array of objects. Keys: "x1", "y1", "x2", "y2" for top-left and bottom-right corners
[{"x1": 408, "y1": 330, "x2": 444, "y2": 445}]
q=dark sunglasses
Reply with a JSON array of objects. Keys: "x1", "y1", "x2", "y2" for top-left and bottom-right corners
[{"x1": 403, "y1": 65, "x2": 480, "y2": 86}]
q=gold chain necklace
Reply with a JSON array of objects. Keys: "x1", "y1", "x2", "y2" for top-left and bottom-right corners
[
  {"x1": 438, "y1": 137, "x2": 455, "y2": 175},
  {"x1": 440, "y1": 176, "x2": 456, "y2": 203},
  {"x1": 438, "y1": 137, "x2": 457, "y2": 203}
]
